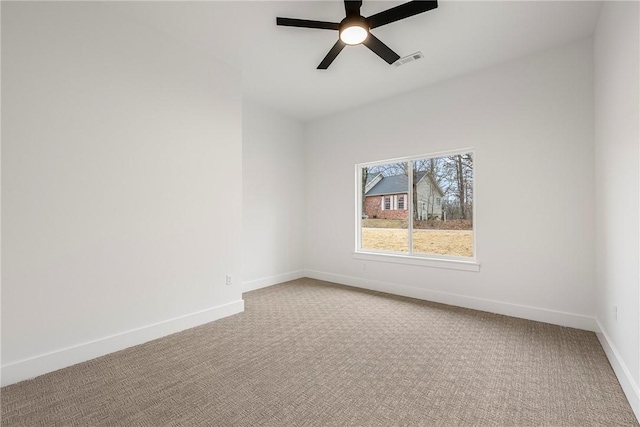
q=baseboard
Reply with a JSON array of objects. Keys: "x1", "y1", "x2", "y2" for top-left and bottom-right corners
[
  {"x1": 304, "y1": 269, "x2": 598, "y2": 332},
  {"x1": 1, "y1": 299, "x2": 245, "y2": 387},
  {"x1": 242, "y1": 270, "x2": 305, "y2": 293},
  {"x1": 596, "y1": 319, "x2": 640, "y2": 421}
]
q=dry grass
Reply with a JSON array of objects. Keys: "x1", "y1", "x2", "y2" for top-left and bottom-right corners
[{"x1": 362, "y1": 228, "x2": 473, "y2": 257}]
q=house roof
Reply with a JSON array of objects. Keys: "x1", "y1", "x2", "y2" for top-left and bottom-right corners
[
  {"x1": 366, "y1": 172, "x2": 443, "y2": 197},
  {"x1": 366, "y1": 173, "x2": 411, "y2": 196},
  {"x1": 365, "y1": 171, "x2": 443, "y2": 197}
]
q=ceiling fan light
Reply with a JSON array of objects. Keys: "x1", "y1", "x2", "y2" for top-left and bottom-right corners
[{"x1": 340, "y1": 24, "x2": 368, "y2": 45}]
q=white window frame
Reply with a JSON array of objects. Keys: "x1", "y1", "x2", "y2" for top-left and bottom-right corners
[{"x1": 354, "y1": 148, "x2": 479, "y2": 272}]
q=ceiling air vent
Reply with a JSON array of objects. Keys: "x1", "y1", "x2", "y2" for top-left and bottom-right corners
[{"x1": 393, "y1": 51, "x2": 424, "y2": 67}]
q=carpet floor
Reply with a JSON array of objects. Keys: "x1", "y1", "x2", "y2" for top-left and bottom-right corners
[{"x1": 1, "y1": 278, "x2": 638, "y2": 426}]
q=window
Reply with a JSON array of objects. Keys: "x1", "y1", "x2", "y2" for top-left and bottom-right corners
[
  {"x1": 398, "y1": 194, "x2": 406, "y2": 210},
  {"x1": 357, "y1": 150, "x2": 475, "y2": 263}
]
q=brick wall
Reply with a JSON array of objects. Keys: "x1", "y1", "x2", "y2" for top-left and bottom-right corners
[{"x1": 364, "y1": 195, "x2": 409, "y2": 220}]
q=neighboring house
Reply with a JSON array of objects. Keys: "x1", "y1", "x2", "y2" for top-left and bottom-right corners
[{"x1": 364, "y1": 172, "x2": 444, "y2": 220}]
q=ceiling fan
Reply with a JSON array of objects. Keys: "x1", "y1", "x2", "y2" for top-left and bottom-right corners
[{"x1": 276, "y1": 0, "x2": 438, "y2": 69}]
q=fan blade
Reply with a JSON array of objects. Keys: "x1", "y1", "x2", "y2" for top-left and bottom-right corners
[
  {"x1": 344, "y1": 0, "x2": 362, "y2": 17},
  {"x1": 368, "y1": 1, "x2": 438, "y2": 29},
  {"x1": 318, "y1": 40, "x2": 346, "y2": 69},
  {"x1": 362, "y1": 33, "x2": 400, "y2": 64},
  {"x1": 276, "y1": 17, "x2": 340, "y2": 30}
]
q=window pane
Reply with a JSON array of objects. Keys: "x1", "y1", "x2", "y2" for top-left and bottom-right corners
[
  {"x1": 361, "y1": 162, "x2": 409, "y2": 253},
  {"x1": 411, "y1": 154, "x2": 474, "y2": 258}
]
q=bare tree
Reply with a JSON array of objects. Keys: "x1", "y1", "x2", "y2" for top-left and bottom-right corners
[
  {"x1": 455, "y1": 155, "x2": 467, "y2": 219},
  {"x1": 361, "y1": 167, "x2": 368, "y2": 216}
]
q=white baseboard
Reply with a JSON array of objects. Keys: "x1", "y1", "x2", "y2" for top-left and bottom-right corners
[
  {"x1": 596, "y1": 319, "x2": 640, "y2": 421},
  {"x1": 304, "y1": 269, "x2": 598, "y2": 332},
  {"x1": 242, "y1": 270, "x2": 304, "y2": 293},
  {"x1": 1, "y1": 299, "x2": 245, "y2": 387}
]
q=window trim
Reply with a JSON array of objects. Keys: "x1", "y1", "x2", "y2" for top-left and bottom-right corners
[
  {"x1": 353, "y1": 251, "x2": 480, "y2": 272},
  {"x1": 355, "y1": 148, "x2": 478, "y2": 271}
]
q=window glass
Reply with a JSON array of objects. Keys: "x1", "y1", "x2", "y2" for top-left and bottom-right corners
[
  {"x1": 361, "y1": 162, "x2": 409, "y2": 253},
  {"x1": 411, "y1": 154, "x2": 473, "y2": 258}
]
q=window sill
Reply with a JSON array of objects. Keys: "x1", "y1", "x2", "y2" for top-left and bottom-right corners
[{"x1": 352, "y1": 251, "x2": 480, "y2": 272}]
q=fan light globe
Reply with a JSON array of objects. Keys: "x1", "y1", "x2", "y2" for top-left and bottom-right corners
[{"x1": 340, "y1": 24, "x2": 368, "y2": 45}]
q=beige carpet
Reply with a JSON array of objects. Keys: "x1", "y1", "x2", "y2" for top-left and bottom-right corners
[{"x1": 1, "y1": 278, "x2": 638, "y2": 426}]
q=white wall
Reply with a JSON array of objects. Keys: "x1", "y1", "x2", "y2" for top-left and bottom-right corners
[
  {"x1": 242, "y1": 101, "x2": 305, "y2": 291},
  {"x1": 305, "y1": 39, "x2": 596, "y2": 330},
  {"x1": 594, "y1": 0, "x2": 640, "y2": 416},
  {"x1": 1, "y1": 3, "x2": 243, "y2": 385}
]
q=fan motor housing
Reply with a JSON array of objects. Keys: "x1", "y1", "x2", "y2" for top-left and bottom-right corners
[{"x1": 340, "y1": 15, "x2": 369, "y2": 30}]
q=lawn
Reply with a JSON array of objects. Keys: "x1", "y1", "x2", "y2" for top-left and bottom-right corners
[{"x1": 361, "y1": 228, "x2": 473, "y2": 257}]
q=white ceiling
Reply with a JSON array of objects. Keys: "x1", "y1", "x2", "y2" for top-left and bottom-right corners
[{"x1": 108, "y1": 1, "x2": 602, "y2": 121}]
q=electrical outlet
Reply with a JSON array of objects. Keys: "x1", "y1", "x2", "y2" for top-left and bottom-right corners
[
  {"x1": 614, "y1": 306, "x2": 618, "y2": 322},
  {"x1": 226, "y1": 274, "x2": 233, "y2": 286}
]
